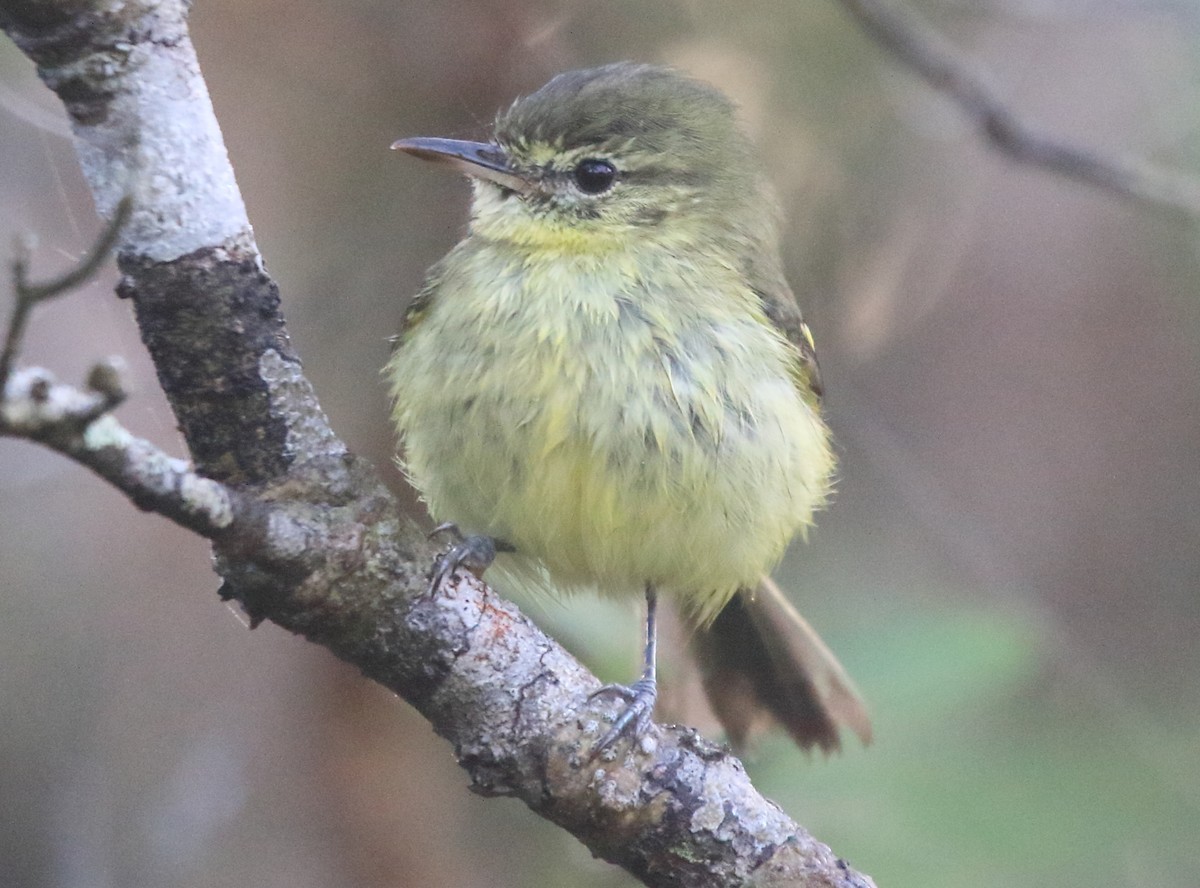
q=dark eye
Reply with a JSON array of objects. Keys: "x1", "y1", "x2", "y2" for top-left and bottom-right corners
[{"x1": 572, "y1": 158, "x2": 617, "y2": 195}]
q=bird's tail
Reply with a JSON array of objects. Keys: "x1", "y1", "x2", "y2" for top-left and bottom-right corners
[{"x1": 690, "y1": 576, "x2": 872, "y2": 752}]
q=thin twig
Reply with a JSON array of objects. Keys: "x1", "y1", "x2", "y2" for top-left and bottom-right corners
[
  {"x1": 0, "y1": 191, "x2": 243, "y2": 542},
  {"x1": 1, "y1": 196, "x2": 132, "y2": 395},
  {"x1": 0, "y1": 365, "x2": 245, "y2": 541},
  {"x1": 836, "y1": 0, "x2": 1200, "y2": 219},
  {"x1": 0, "y1": 4, "x2": 880, "y2": 884}
]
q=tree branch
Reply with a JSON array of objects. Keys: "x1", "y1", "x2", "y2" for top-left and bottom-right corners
[
  {"x1": 0, "y1": 2, "x2": 874, "y2": 885},
  {"x1": 835, "y1": 0, "x2": 1200, "y2": 219},
  {"x1": 0, "y1": 195, "x2": 131, "y2": 394},
  {"x1": 0, "y1": 363, "x2": 245, "y2": 537}
]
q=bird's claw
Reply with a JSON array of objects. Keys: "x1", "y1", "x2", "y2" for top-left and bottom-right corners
[
  {"x1": 428, "y1": 523, "x2": 500, "y2": 592},
  {"x1": 589, "y1": 676, "x2": 658, "y2": 758}
]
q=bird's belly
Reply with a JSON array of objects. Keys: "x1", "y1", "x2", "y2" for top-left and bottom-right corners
[{"x1": 403, "y1": 337, "x2": 831, "y2": 621}]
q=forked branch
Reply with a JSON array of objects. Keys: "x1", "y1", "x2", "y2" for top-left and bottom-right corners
[{"x1": 0, "y1": 2, "x2": 876, "y2": 885}]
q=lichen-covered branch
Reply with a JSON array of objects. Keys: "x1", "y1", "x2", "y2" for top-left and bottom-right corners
[
  {"x1": 0, "y1": 363, "x2": 244, "y2": 538},
  {"x1": 836, "y1": 0, "x2": 1200, "y2": 219},
  {"x1": 0, "y1": 2, "x2": 875, "y2": 885}
]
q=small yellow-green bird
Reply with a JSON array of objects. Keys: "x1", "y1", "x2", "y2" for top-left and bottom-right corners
[{"x1": 387, "y1": 62, "x2": 870, "y2": 754}]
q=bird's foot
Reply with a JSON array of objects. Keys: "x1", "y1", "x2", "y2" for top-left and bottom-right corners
[
  {"x1": 427, "y1": 523, "x2": 508, "y2": 592},
  {"x1": 589, "y1": 676, "x2": 658, "y2": 758}
]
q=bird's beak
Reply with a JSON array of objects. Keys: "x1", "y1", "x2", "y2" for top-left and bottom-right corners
[{"x1": 391, "y1": 137, "x2": 532, "y2": 195}]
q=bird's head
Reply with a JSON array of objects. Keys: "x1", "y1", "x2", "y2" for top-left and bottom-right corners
[{"x1": 393, "y1": 63, "x2": 772, "y2": 254}]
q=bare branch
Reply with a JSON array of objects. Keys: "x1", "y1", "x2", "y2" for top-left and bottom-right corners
[
  {"x1": 0, "y1": 196, "x2": 131, "y2": 394},
  {"x1": 15, "y1": 195, "x2": 132, "y2": 303},
  {"x1": 0, "y1": 3, "x2": 875, "y2": 885},
  {"x1": 836, "y1": 0, "x2": 1200, "y2": 219},
  {"x1": 0, "y1": 365, "x2": 242, "y2": 539},
  {"x1": 0, "y1": 190, "x2": 255, "y2": 544}
]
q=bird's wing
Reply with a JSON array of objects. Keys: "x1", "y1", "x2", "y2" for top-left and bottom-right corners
[
  {"x1": 388, "y1": 250, "x2": 456, "y2": 352},
  {"x1": 745, "y1": 249, "x2": 825, "y2": 403}
]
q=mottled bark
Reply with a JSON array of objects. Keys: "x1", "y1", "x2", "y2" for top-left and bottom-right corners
[{"x1": 0, "y1": 2, "x2": 876, "y2": 885}]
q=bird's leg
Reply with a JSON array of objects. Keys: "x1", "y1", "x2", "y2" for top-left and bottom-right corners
[
  {"x1": 427, "y1": 522, "x2": 513, "y2": 592},
  {"x1": 590, "y1": 585, "x2": 659, "y2": 756}
]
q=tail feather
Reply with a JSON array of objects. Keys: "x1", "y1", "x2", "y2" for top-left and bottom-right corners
[{"x1": 691, "y1": 576, "x2": 871, "y2": 752}]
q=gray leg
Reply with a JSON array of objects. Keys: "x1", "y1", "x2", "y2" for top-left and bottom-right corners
[{"x1": 590, "y1": 586, "x2": 659, "y2": 756}]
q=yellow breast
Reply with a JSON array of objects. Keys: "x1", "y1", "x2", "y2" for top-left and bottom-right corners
[{"x1": 388, "y1": 238, "x2": 833, "y2": 623}]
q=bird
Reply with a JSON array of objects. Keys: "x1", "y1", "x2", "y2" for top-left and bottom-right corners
[{"x1": 386, "y1": 62, "x2": 870, "y2": 755}]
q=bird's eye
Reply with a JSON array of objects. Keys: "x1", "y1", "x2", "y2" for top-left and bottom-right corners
[{"x1": 572, "y1": 158, "x2": 617, "y2": 195}]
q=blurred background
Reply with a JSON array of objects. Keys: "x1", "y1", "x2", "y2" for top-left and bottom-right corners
[{"x1": 3, "y1": 1, "x2": 1199, "y2": 886}]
